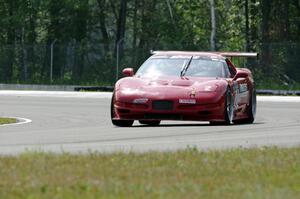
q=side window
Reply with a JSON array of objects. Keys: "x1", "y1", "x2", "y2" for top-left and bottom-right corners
[
  {"x1": 223, "y1": 62, "x2": 231, "y2": 78},
  {"x1": 228, "y1": 66, "x2": 236, "y2": 77}
]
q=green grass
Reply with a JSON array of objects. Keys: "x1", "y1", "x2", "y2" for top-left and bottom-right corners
[
  {"x1": 0, "y1": 117, "x2": 17, "y2": 125},
  {"x1": 0, "y1": 147, "x2": 300, "y2": 199}
]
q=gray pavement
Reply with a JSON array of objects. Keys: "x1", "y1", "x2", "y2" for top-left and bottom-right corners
[{"x1": 0, "y1": 94, "x2": 300, "y2": 155}]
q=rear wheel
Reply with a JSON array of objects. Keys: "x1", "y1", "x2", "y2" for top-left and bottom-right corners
[
  {"x1": 248, "y1": 89, "x2": 257, "y2": 123},
  {"x1": 139, "y1": 120, "x2": 161, "y2": 126},
  {"x1": 111, "y1": 93, "x2": 134, "y2": 127}
]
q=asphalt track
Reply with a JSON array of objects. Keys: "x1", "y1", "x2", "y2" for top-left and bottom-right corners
[{"x1": 0, "y1": 91, "x2": 300, "y2": 155}]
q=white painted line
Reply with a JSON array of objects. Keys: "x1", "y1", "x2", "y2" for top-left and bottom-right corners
[
  {"x1": 257, "y1": 96, "x2": 300, "y2": 103},
  {"x1": 0, "y1": 90, "x2": 300, "y2": 102},
  {"x1": 0, "y1": 117, "x2": 32, "y2": 127},
  {"x1": 0, "y1": 90, "x2": 112, "y2": 98}
]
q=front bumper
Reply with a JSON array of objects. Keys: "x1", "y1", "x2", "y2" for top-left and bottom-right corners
[{"x1": 113, "y1": 96, "x2": 226, "y2": 122}]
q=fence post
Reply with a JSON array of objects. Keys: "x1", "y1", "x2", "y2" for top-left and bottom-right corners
[
  {"x1": 116, "y1": 38, "x2": 124, "y2": 82},
  {"x1": 50, "y1": 39, "x2": 57, "y2": 83}
]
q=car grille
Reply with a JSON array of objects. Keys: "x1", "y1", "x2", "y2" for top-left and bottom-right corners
[{"x1": 152, "y1": 100, "x2": 173, "y2": 110}]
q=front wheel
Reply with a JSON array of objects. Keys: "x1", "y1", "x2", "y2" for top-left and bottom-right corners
[
  {"x1": 111, "y1": 93, "x2": 134, "y2": 127},
  {"x1": 224, "y1": 87, "x2": 234, "y2": 125},
  {"x1": 210, "y1": 88, "x2": 233, "y2": 125},
  {"x1": 112, "y1": 119, "x2": 134, "y2": 127},
  {"x1": 139, "y1": 120, "x2": 161, "y2": 126}
]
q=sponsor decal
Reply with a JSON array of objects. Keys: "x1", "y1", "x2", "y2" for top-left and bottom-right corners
[
  {"x1": 239, "y1": 83, "x2": 248, "y2": 93},
  {"x1": 133, "y1": 98, "x2": 149, "y2": 104},
  {"x1": 190, "y1": 89, "x2": 196, "y2": 98},
  {"x1": 179, "y1": 99, "x2": 196, "y2": 104}
]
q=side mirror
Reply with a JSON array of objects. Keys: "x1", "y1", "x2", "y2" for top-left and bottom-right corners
[
  {"x1": 233, "y1": 70, "x2": 248, "y2": 80},
  {"x1": 122, "y1": 68, "x2": 134, "y2": 77}
]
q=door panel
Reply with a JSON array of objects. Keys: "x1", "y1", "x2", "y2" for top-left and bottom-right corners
[{"x1": 235, "y1": 78, "x2": 250, "y2": 107}]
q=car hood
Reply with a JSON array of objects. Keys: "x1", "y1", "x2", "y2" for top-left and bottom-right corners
[{"x1": 117, "y1": 76, "x2": 226, "y2": 89}]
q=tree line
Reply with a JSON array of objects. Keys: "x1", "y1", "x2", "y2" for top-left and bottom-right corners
[{"x1": 0, "y1": 0, "x2": 299, "y2": 87}]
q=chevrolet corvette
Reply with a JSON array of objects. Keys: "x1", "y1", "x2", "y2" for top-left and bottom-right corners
[{"x1": 111, "y1": 51, "x2": 257, "y2": 127}]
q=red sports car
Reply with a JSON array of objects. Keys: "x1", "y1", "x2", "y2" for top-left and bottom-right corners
[{"x1": 111, "y1": 51, "x2": 257, "y2": 127}]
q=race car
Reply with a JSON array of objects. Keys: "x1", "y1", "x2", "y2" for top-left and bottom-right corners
[{"x1": 111, "y1": 51, "x2": 257, "y2": 127}]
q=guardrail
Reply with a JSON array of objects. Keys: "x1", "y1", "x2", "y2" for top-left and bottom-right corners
[
  {"x1": 0, "y1": 84, "x2": 76, "y2": 91},
  {"x1": 74, "y1": 86, "x2": 114, "y2": 92}
]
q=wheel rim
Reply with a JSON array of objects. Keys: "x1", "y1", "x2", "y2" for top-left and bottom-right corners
[{"x1": 226, "y1": 90, "x2": 233, "y2": 123}]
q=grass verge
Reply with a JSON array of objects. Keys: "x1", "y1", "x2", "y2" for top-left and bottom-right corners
[
  {"x1": 0, "y1": 147, "x2": 299, "y2": 199},
  {"x1": 0, "y1": 117, "x2": 17, "y2": 125}
]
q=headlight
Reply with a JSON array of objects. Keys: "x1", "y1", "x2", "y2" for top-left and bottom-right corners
[
  {"x1": 199, "y1": 85, "x2": 218, "y2": 92},
  {"x1": 121, "y1": 88, "x2": 139, "y2": 95}
]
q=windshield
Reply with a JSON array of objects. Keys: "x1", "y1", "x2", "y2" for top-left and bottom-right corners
[{"x1": 136, "y1": 56, "x2": 227, "y2": 78}]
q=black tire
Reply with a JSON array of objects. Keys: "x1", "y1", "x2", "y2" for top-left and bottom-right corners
[
  {"x1": 111, "y1": 93, "x2": 134, "y2": 127},
  {"x1": 139, "y1": 120, "x2": 161, "y2": 126},
  {"x1": 210, "y1": 87, "x2": 233, "y2": 125},
  {"x1": 235, "y1": 88, "x2": 256, "y2": 124},
  {"x1": 209, "y1": 121, "x2": 225, "y2": 125}
]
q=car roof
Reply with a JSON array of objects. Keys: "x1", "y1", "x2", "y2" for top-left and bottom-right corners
[{"x1": 151, "y1": 51, "x2": 225, "y2": 60}]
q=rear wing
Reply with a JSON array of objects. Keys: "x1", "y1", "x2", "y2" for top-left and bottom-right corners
[
  {"x1": 215, "y1": 52, "x2": 258, "y2": 58},
  {"x1": 150, "y1": 50, "x2": 258, "y2": 59}
]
